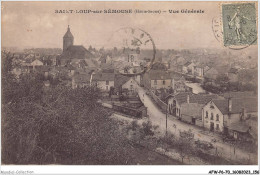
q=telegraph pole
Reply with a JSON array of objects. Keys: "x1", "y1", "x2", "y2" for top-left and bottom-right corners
[{"x1": 166, "y1": 106, "x2": 168, "y2": 137}]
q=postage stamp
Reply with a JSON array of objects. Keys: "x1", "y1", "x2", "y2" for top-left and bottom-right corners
[{"x1": 222, "y1": 3, "x2": 257, "y2": 47}]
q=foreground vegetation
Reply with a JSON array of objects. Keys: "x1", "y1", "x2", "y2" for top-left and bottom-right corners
[{"x1": 2, "y1": 55, "x2": 181, "y2": 165}]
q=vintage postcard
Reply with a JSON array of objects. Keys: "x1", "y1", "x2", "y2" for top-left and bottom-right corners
[{"x1": 1, "y1": 1, "x2": 259, "y2": 174}]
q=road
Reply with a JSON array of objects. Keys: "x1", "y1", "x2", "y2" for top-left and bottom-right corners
[{"x1": 136, "y1": 85, "x2": 257, "y2": 164}]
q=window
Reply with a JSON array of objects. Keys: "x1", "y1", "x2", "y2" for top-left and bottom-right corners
[
  {"x1": 154, "y1": 80, "x2": 157, "y2": 85},
  {"x1": 205, "y1": 111, "x2": 208, "y2": 118},
  {"x1": 106, "y1": 81, "x2": 109, "y2": 85},
  {"x1": 106, "y1": 86, "x2": 108, "y2": 90},
  {"x1": 216, "y1": 124, "x2": 219, "y2": 130},
  {"x1": 163, "y1": 80, "x2": 166, "y2": 85},
  {"x1": 216, "y1": 114, "x2": 219, "y2": 121},
  {"x1": 211, "y1": 113, "x2": 214, "y2": 120}
]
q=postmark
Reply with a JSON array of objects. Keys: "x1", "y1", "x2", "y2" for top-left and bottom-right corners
[
  {"x1": 221, "y1": 3, "x2": 257, "y2": 47},
  {"x1": 107, "y1": 27, "x2": 156, "y2": 76}
]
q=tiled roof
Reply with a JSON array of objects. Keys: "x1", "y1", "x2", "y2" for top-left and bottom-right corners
[
  {"x1": 92, "y1": 73, "x2": 115, "y2": 81},
  {"x1": 181, "y1": 103, "x2": 204, "y2": 119},
  {"x1": 169, "y1": 72, "x2": 184, "y2": 81},
  {"x1": 167, "y1": 92, "x2": 221, "y2": 105},
  {"x1": 151, "y1": 62, "x2": 167, "y2": 70},
  {"x1": 229, "y1": 122, "x2": 250, "y2": 133},
  {"x1": 62, "y1": 45, "x2": 94, "y2": 59},
  {"x1": 212, "y1": 97, "x2": 257, "y2": 115},
  {"x1": 148, "y1": 70, "x2": 172, "y2": 80},
  {"x1": 222, "y1": 91, "x2": 255, "y2": 99},
  {"x1": 114, "y1": 74, "x2": 131, "y2": 89}
]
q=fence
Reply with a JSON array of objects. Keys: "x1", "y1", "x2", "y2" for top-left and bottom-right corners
[
  {"x1": 112, "y1": 104, "x2": 143, "y2": 118},
  {"x1": 149, "y1": 90, "x2": 168, "y2": 112}
]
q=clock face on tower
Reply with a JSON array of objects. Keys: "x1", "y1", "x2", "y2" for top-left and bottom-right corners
[{"x1": 108, "y1": 27, "x2": 156, "y2": 75}]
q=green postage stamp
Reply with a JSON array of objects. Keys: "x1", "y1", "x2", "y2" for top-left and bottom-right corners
[{"x1": 222, "y1": 3, "x2": 257, "y2": 46}]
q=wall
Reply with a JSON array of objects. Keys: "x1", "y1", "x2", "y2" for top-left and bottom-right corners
[
  {"x1": 143, "y1": 73, "x2": 151, "y2": 89},
  {"x1": 202, "y1": 101, "x2": 224, "y2": 133},
  {"x1": 97, "y1": 80, "x2": 114, "y2": 92},
  {"x1": 150, "y1": 90, "x2": 167, "y2": 112},
  {"x1": 167, "y1": 97, "x2": 181, "y2": 117},
  {"x1": 151, "y1": 79, "x2": 172, "y2": 89},
  {"x1": 122, "y1": 78, "x2": 137, "y2": 92}
]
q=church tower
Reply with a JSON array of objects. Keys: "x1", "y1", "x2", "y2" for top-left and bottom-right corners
[{"x1": 63, "y1": 25, "x2": 74, "y2": 52}]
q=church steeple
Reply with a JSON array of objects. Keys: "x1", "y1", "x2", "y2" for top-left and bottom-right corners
[{"x1": 63, "y1": 25, "x2": 74, "y2": 51}]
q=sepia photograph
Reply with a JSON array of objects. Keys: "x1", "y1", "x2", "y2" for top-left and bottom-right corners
[{"x1": 1, "y1": 1, "x2": 259, "y2": 174}]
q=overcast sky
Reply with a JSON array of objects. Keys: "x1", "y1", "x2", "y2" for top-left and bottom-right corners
[{"x1": 1, "y1": 1, "x2": 258, "y2": 51}]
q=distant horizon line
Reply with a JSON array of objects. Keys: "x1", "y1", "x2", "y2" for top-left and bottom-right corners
[{"x1": 1, "y1": 46, "x2": 232, "y2": 51}]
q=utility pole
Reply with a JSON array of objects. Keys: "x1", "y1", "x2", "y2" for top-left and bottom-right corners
[{"x1": 166, "y1": 106, "x2": 168, "y2": 137}]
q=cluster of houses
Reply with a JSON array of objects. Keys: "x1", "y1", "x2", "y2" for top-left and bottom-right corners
[
  {"x1": 6, "y1": 26, "x2": 257, "y2": 141},
  {"x1": 166, "y1": 91, "x2": 257, "y2": 141},
  {"x1": 169, "y1": 54, "x2": 257, "y2": 86}
]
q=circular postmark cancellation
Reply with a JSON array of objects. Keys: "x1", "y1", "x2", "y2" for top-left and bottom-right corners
[
  {"x1": 107, "y1": 27, "x2": 156, "y2": 76},
  {"x1": 214, "y1": 2, "x2": 258, "y2": 50}
]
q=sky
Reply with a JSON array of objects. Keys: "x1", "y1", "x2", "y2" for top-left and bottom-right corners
[{"x1": 1, "y1": 1, "x2": 258, "y2": 51}]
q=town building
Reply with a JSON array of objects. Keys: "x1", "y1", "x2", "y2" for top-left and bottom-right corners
[
  {"x1": 61, "y1": 26, "x2": 94, "y2": 61},
  {"x1": 202, "y1": 97, "x2": 257, "y2": 136},
  {"x1": 72, "y1": 73, "x2": 91, "y2": 89},
  {"x1": 92, "y1": 72, "x2": 115, "y2": 92},
  {"x1": 167, "y1": 92, "x2": 220, "y2": 120},
  {"x1": 143, "y1": 70, "x2": 173, "y2": 90}
]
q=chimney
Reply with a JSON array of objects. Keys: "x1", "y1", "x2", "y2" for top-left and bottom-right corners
[
  {"x1": 187, "y1": 95, "x2": 190, "y2": 104},
  {"x1": 228, "y1": 98, "x2": 232, "y2": 112}
]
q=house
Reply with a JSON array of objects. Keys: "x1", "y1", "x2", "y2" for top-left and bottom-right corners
[
  {"x1": 167, "y1": 92, "x2": 220, "y2": 118},
  {"x1": 194, "y1": 63, "x2": 205, "y2": 77},
  {"x1": 202, "y1": 97, "x2": 257, "y2": 135},
  {"x1": 31, "y1": 59, "x2": 44, "y2": 69},
  {"x1": 180, "y1": 103, "x2": 204, "y2": 127},
  {"x1": 92, "y1": 72, "x2": 115, "y2": 92},
  {"x1": 169, "y1": 72, "x2": 191, "y2": 93},
  {"x1": 204, "y1": 67, "x2": 219, "y2": 81},
  {"x1": 72, "y1": 73, "x2": 91, "y2": 89},
  {"x1": 143, "y1": 70, "x2": 173, "y2": 90},
  {"x1": 114, "y1": 74, "x2": 138, "y2": 95},
  {"x1": 182, "y1": 61, "x2": 195, "y2": 75}
]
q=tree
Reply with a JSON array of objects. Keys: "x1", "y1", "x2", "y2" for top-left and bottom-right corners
[
  {"x1": 1, "y1": 72, "x2": 143, "y2": 165},
  {"x1": 176, "y1": 130, "x2": 195, "y2": 163},
  {"x1": 216, "y1": 74, "x2": 229, "y2": 89}
]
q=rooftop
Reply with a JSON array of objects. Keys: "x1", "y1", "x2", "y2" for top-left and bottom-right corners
[
  {"x1": 167, "y1": 92, "x2": 221, "y2": 105},
  {"x1": 148, "y1": 70, "x2": 172, "y2": 80},
  {"x1": 92, "y1": 73, "x2": 115, "y2": 81},
  {"x1": 212, "y1": 97, "x2": 257, "y2": 115}
]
